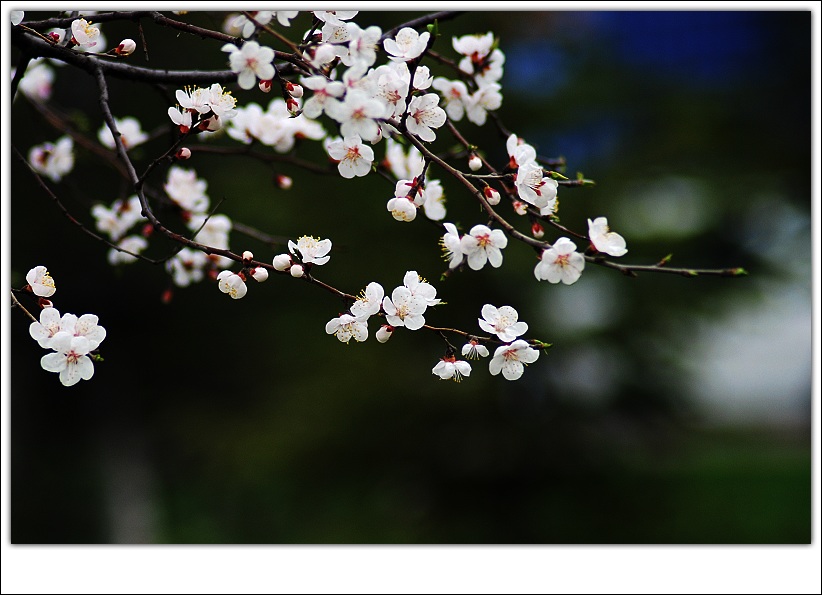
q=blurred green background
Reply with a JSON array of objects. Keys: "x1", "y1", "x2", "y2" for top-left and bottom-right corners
[{"x1": 10, "y1": 10, "x2": 811, "y2": 543}]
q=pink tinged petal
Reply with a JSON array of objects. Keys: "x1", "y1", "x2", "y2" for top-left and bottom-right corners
[
  {"x1": 256, "y1": 63, "x2": 276, "y2": 81},
  {"x1": 520, "y1": 347, "x2": 540, "y2": 365},
  {"x1": 60, "y1": 356, "x2": 94, "y2": 386},
  {"x1": 490, "y1": 230, "x2": 508, "y2": 248},
  {"x1": 403, "y1": 314, "x2": 425, "y2": 331},
  {"x1": 351, "y1": 323, "x2": 368, "y2": 342},
  {"x1": 501, "y1": 359, "x2": 524, "y2": 381},
  {"x1": 455, "y1": 361, "x2": 472, "y2": 377},
  {"x1": 467, "y1": 249, "x2": 488, "y2": 271},
  {"x1": 382, "y1": 297, "x2": 397, "y2": 317},
  {"x1": 486, "y1": 246, "x2": 503, "y2": 268},
  {"x1": 238, "y1": 69, "x2": 256, "y2": 90},
  {"x1": 509, "y1": 321, "x2": 529, "y2": 338},
  {"x1": 41, "y1": 352, "x2": 67, "y2": 373},
  {"x1": 481, "y1": 304, "x2": 499, "y2": 321}
]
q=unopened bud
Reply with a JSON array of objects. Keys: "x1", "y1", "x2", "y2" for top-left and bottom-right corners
[
  {"x1": 286, "y1": 97, "x2": 300, "y2": 116},
  {"x1": 289, "y1": 263, "x2": 304, "y2": 278},
  {"x1": 48, "y1": 31, "x2": 62, "y2": 43},
  {"x1": 531, "y1": 222, "x2": 544, "y2": 239},
  {"x1": 141, "y1": 223, "x2": 154, "y2": 237},
  {"x1": 285, "y1": 81, "x2": 304, "y2": 98},
  {"x1": 513, "y1": 200, "x2": 528, "y2": 215},
  {"x1": 483, "y1": 186, "x2": 501, "y2": 206},
  {"x1": 468, "y1": 154, "x2": 482, "y2": 171},
  {"x1": 161, "y1": 288, "x2": 174, "y2": 304},
  {"x1": 175, "y1": 147, "x2": 191, "y2": 160},
  {"x1": 115, "y1": 38, "x2": 136, "y2": 55},
  {"x1": 275, "y1": 174, "x2": 293, "y2": 190},
  {"x1": 250, "y1": 267, "x2": 269, "y2": 282},
  {"x1": 242, "y1": 250, "x2": 254, "y2": 264},
  {"x1": 272, "y1": 254, "x2": 292, "y2": 271},
  {"x1": 259, "y1": 79, "x2": 272, "y2": 93},
  {"x1": 376, "y1": 325, "x2": 394, "y2": 343}
]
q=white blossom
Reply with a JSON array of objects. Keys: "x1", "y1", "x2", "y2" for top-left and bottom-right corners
[
  {"x1": 325, "y1": 314, "x2": 368, "y2": 343},
  {"x1": 26, "y1": 266, "x2": 56, "y2": 297},
  {"x1": 478, "y1": 304, "x2": 528, "y2": 343},
  {"x1": 461, "y1": 340, "x2": 490, "y2": 360},
  {"x1": 325, "y1": 89, "x2": 385, "y2": 143},
  {"x1": 222, "y1": 41, "x2": 276, "y2": 90},
  {"x1": 432, "y1": 357, "x2": 472, "y2": 382},
  {"x1": 489, "y1": 340, "x2": 539, "y2": 381},
  {"x1": 460, "y1": 225, "x2": 508, "y2": 270},
  {"x1": 326, "y1": 134, "x2": 374, "y2": 178},
  {"x1": 40, "y1": 332, "x2": 96, "y2": 387},
  {"x1": 534, "y1": 237, "x2": 585, "y2": 285},
  {"x1": 98, "y1": 117, "x2": 148, "y2": 150},
  {"x1": 588, "y1": 217, "x2": 628, "y2": 257},
  {"x1": 384, "y1": 27, "x2": 430, "y2": 62},
  {"x1": 289, "y1": 236, "x2": 332, "y2": 265},
  {"x1": 515, "y1": 161, "x2": 558, "y2": 211},
  {"x1": 28, "y1": 136, "x2": 74, "y2": 182},
  {"x1": 217, "y1": 270, "x2": 247, "y2": 299},
  {"x1": 70, "y1": 18, "x2": 100, "y2": 49},
  {"x1": 382, "y1": 286, "x2": 426, "y2": 330},
  {"x1": 405, "y1": 93, "x2": 446, "y2": 142},
  {"x1": 350, "y1": 282, "x2": 384, "y2": 319}
]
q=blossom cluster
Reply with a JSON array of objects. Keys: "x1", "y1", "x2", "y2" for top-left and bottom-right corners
[
  {"x1": 12, "y1": 10, "x2": 654, "y2": 388},
  {"x1": 23, "y1": 266, "x2": 106, "y2": 387}
]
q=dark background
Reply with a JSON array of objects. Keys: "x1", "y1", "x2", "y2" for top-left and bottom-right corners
[{"x1": 9, "y1": 10, "x2": 812, "y2": 543}]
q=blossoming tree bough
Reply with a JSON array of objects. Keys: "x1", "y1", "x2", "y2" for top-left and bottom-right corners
[{"x1": 10, "y1": 10, "x2": 747, "y2": 387}]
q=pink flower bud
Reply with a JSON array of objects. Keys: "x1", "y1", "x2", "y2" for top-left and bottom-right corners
[
  {"x1": 242, "y1": 250, "x2": 254, "y2": 264},
  {"x1": 272, "y1": 254, "x2": 292, "y2": 271},
  {"x1": 513, "y1": 200, "x2": 528, "y2": 215},
  {"x1": 259, "y1": 79, "x2": 273, "y2": 93},
  {"x1": 289, "y1": 263, "x2": 304, "y2": 278},
  {"x1": 250, "y1": 267, "x2": 269, "y2": 282},
  {"x1": 531, "y1": 222, "x2": 545, "y2": 239},
  {"x1": 275, "y1": 174, "x2": 293, "y2": 190},
  {"x1": 376, "y1": 325, "x2": 394, "y2": 343},
  {"x1": 468, "y1": 154, "x2": 482, "y2": 171},
  {"x1": 286, "y1": 97, "x2": 300, "y2": 116},
  {"x1": 483, "y1": 186, "x2": 501, "y2": 206},
  {"x1": 175, "y1": 147, "x2": 191, "y2": 160},
  {"x1": 116, "y1": 38, "x2": 137, "y2": 55},
  {"x1": 286, "y1": 81, "x2": 304, "y2": 98}
]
